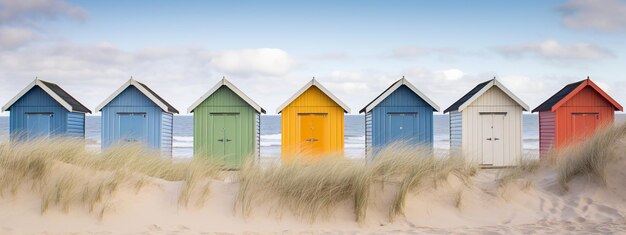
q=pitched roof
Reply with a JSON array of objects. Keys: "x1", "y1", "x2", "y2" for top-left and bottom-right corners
[
  {"x1": 359, "y1": 77, "x2": 440, "y2": 113},
  {"x1": 532, "y1": 80, "x2": 584, "y2": 112},
  {"x1": 96, "y1": 78, "x2": 179, "y2": 113},
  {"x1": 2, "y1": 79, "x2": 91, "y2": 113},
  {"x1": 187, "y1": 78, "x2": 265, "y2": 114},
  {"x1": 443, "y1": 80, "x2": 491, "y2": 113},
  {"x1": 444, "y1": 79, "x2": 529, "y2": 113},
  {"x1": 532, "y1": 78, "x2": 623, "y2": 112},
  {"x1": 276, "y1": 78, "x2": 351, "y2": 113}
]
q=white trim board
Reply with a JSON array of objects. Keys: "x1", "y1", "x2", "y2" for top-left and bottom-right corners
[
  {"x1": 3, "y1": 79, "x2": 74, "y2": 112},
  {"x1": 96, "y1": 78, "x2": 176, "y2": 113},
  {"x1": 276, "y1": 78, "x2": 351, "y2": 114},
  {"x1": 187, "y1": 78, "x2": 265, "y2": 114},
  {"x1": 458, "y1": 79, "x2": 529, "y2": 112},
  {"x1": 360, "y1": 77, "x2": 440, "y2": 113}
]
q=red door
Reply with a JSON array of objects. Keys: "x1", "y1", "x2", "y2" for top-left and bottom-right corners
[{"x1": 571, "y1": 113, "x2": 599, "y2": 143}]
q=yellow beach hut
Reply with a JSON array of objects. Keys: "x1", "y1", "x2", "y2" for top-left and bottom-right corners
[{"x1": 277, "y1": 79, "x2": 350, "y2": 161}]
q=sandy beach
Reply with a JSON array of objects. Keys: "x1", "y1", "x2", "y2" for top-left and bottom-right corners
[{"x1": 0, "y1": 126, "x2": 625, "y2": 235}]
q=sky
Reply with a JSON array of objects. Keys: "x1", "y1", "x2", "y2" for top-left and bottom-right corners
[{"x1": 0, "y1": 0, "x2": 625, "y2": 115}]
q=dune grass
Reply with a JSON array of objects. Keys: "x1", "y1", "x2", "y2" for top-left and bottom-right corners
[
  {"x1": 556, "y1": 123, "x2": 626, "y2": 190},
  {"x1": 5, "y1": 124, "x2": 623, "y2": 224},
  {"x1": 236, "y1": 143, "x2": 478, "y2": 223},
  {"x1": 0, "y1": 138, "x2": 223, "y2": 218},
  {"x1": 495, "y1": 158, "x2": 541, "y2": 188}
]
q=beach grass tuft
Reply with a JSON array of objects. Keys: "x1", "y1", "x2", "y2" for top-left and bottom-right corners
[{"x1": 556, "y1": 123, "x2": 626, "y2": 190}]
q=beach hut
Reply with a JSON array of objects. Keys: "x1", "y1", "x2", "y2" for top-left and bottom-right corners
[
  {"x1": 359, "y1": 77, "x2": 440, "y2": 158},
  {"x1": 96, "y1": 78, "x2": 179, "y2": 156},
  {"x1": 532, "y1": 77, "x2": 623, "y2": 158},
  {"x1": 277, "y1": 79, "x2": 350, "y2": 160},
  {"x1": 443, "y1": 78, "x2": 529, "y2": 167},
  {"x1": 188, "y1": 78, "x2": 265, "y2": 167},
  {"x1": 2, "y1": 79, "x2": 91, "y2": 140}
]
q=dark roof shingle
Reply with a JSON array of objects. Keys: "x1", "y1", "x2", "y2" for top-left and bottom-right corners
[
  {"x1": 443, "y1": 80, "x2": 492, "y2": 113},
  {"x1": 359, "y1": 79, "x2": 402, "y2": 113},
  {"x1": 135, "y1": 81, "x2": 179, "y2": 114},
  {"x1": 40, "y1": 80, "x2": 91, "y2": 113},
  {"x1": 531, "y1": 80, "x2": 584, "y2": 113}
]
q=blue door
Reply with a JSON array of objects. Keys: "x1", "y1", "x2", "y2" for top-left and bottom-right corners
[
  {"x1": 118, "y1": 113, "x2": 147, "y2": 144},
  {"x1": 387, "y1": 112, "x2": 417, "y2": 144},
  {"x1": 26, "y1": 113, "x2": 51, "y2": 140}
]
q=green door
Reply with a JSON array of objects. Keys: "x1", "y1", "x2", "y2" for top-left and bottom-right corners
[{"x1": 211, "y1": 113, "x2": 239, "y2": 165}]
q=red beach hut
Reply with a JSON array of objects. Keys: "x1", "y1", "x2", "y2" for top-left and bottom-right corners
[{"x1": 532, "y1": 77, "x2": 623, "y2": 158}]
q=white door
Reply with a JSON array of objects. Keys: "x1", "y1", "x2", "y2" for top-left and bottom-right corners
[
  {"x1": 481, "y1": 115, "x2": 494, "y2": 165},
  {"x1": 480, "y1": 113, "x2": 506, "y2": 165},
  {"x1": 492, "y1": 114, "x2": 505, "y2": 165}
]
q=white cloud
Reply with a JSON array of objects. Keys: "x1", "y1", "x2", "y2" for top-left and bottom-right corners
[
  {"x1": 0, "y1": 0, "x2": 86, "y2": 23},
  {"x1": 497, "y1": 40, "x2": 614, "y2": 61},
  {"x1": 559, "y1": 0, "x2": 626, "y2": 32},
  {"x1": 0, "y1": 0, "x2": 86, "y2": 51},
  {"x1": 0, "y1": 27, "x2": 35, "y2": 49},
  {"x1": 441, "y1": 69, "x2": 465, "y2": 81},
  {"x1": 0, "y1": 42, "x2": 304, "y2": 114},
  {"x1": 209, "y1": 48, "x2": 296, "y2": 76}
]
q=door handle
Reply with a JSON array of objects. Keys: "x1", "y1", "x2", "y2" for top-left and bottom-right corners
[
  {"x1": 225, "y1": 139, "x2": 232, "y2": 142},
  {"x1": 494, "y1": 138, "x2": 500, "y2": 141},
  {"x1": 218, "y1": 139, "x2": 224, "y2": 142},
  {"x1": 307, "y1": 138, "x2": 318, "y2": 142},
  {"x1": 486, "y1": 138, "x2": 492, "y2": 141}
]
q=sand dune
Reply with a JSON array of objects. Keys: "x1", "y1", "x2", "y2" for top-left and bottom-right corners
[{"x1": 0, "y1": 128, "x2": 625, "y2": 234}]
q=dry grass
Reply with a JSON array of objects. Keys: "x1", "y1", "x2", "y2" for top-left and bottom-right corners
[
  {"x1": 0, "y1": 138, "x2": 223, "y2": 218},
  {"x1": 236, "y1": 143, "x2": 478, "y2": 223},
  {"x1": 454, "y1": 190, "x2": 463, "y2": 209},
  {"x1": 556, "y1": 123, "x2": 626, "y2": 190},
  {"x1": 237, "y1": 157, "x2": 372, "y2": 223},
  {"x1": 496, "y1": 158, "x2": 541, "y2": 187}
]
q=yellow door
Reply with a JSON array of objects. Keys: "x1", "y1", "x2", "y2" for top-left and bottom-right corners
[{"x1": 299, "y1": 113, "x2": 326, "y2": 158}]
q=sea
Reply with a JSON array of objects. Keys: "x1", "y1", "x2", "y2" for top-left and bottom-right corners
[{"x1": 0, "y1": 114, "x2": 624, "y2": 160}]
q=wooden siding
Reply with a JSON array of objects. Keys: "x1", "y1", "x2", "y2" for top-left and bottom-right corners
[
  {"x1": 538, "y1": 111, "x2": 556, "y2": 158},
  {"x1": 365, "y1": 111, "x2": 373, "y2": 159},
  {"x1": 256, "y1": 113, "x2": 261, "y2": 160},
  {"x1": 101, "y1": 86, "x2": 164, "y2": 151},
  {"x1": 281, "y1": 86, "x2": 345, "y2": 160},
  {"x1": 449, "y1": 111, "x2": 462, "y2": 156},
  {"x1": 369, "y1": 85, "x2": 435, "y2": 155},
  {"x1": 462, "y1": 86, "x2": 523, "y2": 166},
  {"x1": 554, "y1": 86, "x2": 615, "y2": 148},
  {"x1": 66, "y1": 112, "x2": 85, "y2": 138},
  {"x1": 8, "y1": 86, "x2": 78, "y2": 140},
  {"x1": 161, "y1": 112, "x2": 173, "y2": 157},
  {"x1": 193, "y1": 86, "x2": 257, "y2": 167}
]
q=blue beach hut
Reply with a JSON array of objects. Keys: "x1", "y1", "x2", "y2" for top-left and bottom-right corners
[
  {"x1": 359, "y1": 77, "x2": 440, "y2": 158},
  {"x1": 96, "y1": 78, "x2": 179, "y2": 156},
  {"x1": 2, "y1": 79, "x2": 91, "y2": 140}
]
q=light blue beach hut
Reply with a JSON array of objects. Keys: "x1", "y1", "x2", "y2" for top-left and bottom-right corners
[
  {"x1": 359, "y1": 77, "x2": 440, "y2": 158},
  {"x1": 96, "y1": 78, "x2": 179, "y2": 155},
  {"x1": 2, "y1": 79, "x2": 91, "y2": 140}
]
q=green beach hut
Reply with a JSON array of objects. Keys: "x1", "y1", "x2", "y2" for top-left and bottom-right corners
[{"x1": 187, "y1": 78, "x2": 265, "y2": 167}]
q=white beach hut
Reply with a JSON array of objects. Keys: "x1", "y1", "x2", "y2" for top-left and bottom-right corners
[{"x1": 443, "y1": 79, "x2": 529, "y2": 167}]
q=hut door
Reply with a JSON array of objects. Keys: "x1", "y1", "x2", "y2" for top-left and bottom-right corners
[
  {"x1": 299, "y1": 114, "x2": 326, "y2": 157},
  {"x1": 26, "y1": 113, "x2": 51, "y2": 140},
  {"x1": 480, "y1": 113, "x2": 505, "y2": 165},
  {"x1": 211, "y1": 114, "x2": 239, "y2": 162},
  {"x1": 118, "y1": 113, "x2": 147, "y2": 143},
  {"x1": 387, "y1": 112, "x2": 417, "y2": 144},
  {"x1": 572, "y1": 113, "x2": 599, "y2": 142}
]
